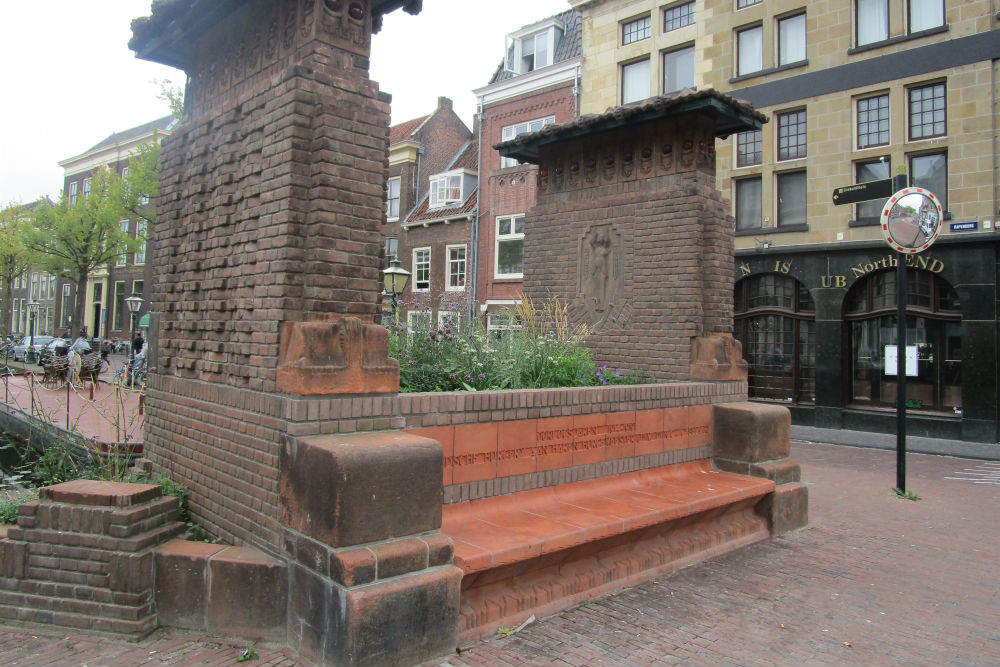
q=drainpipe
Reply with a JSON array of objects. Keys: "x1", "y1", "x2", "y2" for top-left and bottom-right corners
[
  {"x1": 572, "y1": 63, "x2": 581, "y2": 117},
  {"x1": 470, "y1": 97, "x2": 485, "y2": 323}
]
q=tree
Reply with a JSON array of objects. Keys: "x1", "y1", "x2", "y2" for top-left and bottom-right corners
[
  {"x1": 0, "y1": 203, "x2": 34, "y2": 339},
  {"x1": 26, "y1": 168, "x2": 140, "y2": 338},
  {"x1": 122, "y1": 142, "x2": 160, "y2": 236}
]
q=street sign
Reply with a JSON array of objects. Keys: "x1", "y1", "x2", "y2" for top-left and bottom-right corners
[
  {"x1": 880, "y1": 187, "x2": 943, "y2": 254},
  {"x1": 950, "y1": 221, "x2": 978, "y2": 232},
  {"x1": 831, "y1": 178, "x2": 894, "y2": 205}
]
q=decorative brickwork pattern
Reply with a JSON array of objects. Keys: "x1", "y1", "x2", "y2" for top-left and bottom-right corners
[
  {"x1": 522, "y1": 115, "x2": 736, "y2": 381},
  {"x1": 0, "y1": 481, "x2": 183, "y2": 635}
]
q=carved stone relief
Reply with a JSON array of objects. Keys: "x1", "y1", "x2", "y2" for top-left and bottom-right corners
[{"x1": 570, "y1": 224, "x2": 632, "y2": 331}]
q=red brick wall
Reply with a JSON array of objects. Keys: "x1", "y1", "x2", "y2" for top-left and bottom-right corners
[
  {"x1": 522, "y1": 116, "x2": 735, "y2": 381},
  {"x1": 400, "y1": 219, "x2": 473, "y2": 315},
  {"x1": 477, "y1": 83, "x2": 576, "y2": 312}
]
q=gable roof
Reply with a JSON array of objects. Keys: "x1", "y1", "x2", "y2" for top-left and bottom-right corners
[
  {"x1": 389, "y1": 114, "x2": 431, "y2": 145},
  {"x1": 488, "y1": 9, "x2": 582, "y2": 85},
  {"x1": 403, "y1": 140, "x2": 479, "y2": 225},
  {"x1": 85, "y1": 116, "x2": 177, "y2": 154}
]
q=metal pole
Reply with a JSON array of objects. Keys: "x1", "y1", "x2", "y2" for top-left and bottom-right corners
[
  {"x1": 66, "y1": 379, "x2": 70, "y2": 431},
  {"x1": 893, "y1": 173, "x2": 908, "y2": 492}
]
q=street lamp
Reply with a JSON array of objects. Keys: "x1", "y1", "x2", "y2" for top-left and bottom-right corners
[
  {"x1": 26, "y1": 302, "x2": 39, "y2": 364},
  {"x1": 381, "y1": 255, "x2": 411, "y2": 322},
  {"x1": 125, "y1": 294, "x2": 144, "y2": 365}
]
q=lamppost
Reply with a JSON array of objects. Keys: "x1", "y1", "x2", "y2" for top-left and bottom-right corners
[
  {"x1": 26, "y1": 302, "x2": 39, "y2": 364},
  {"x1": 381, "y1": 255, "x2": 411, "y2": 322},
  {"x1": 125, "y1": 294, "x2": 144, "y2": 365}
]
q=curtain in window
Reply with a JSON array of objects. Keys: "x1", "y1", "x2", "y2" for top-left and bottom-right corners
[
  {"x1": 857, "y1": 0, "x2": 888, "y2": 44},
  {"x1": 909, "y1": 0, "x2": 943, "y2": 33},
  {"x1": 663, "y1": 47, "x2": 694, "y2": 93},
  {"x1": 737, "y1": 26, "x2": 762, "y2": 76},
  {"x1": 735, "y1": 178, "x2": 762, "y2": 230},
  {"x1": 778, "y1": 14, "x2": 806, "y2": 65},
  {"x1": 622, "y1": 59, "x2": 650, "y2": 104}
]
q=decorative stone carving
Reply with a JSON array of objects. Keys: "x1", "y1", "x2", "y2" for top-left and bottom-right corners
[
  {"x1": 690, "y1": 333, "x2": 749, "y2": 381},
  {"x1": 569, "y1": 224, "x2": 632, "y2": 331},
  {"x1": 679, "y1": 137, "x2": 696, "y2": 170},
  {"x1": 276, "y1": 318, "x2": 399, "y2": 395}
]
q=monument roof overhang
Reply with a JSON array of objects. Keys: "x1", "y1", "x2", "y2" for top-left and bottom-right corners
[
  {"x1": 494, "y1": 88, "x2": 767, "y2": 165},
  {"x1": 130, "y1": 0, "x2": 422, "y2": 70}
]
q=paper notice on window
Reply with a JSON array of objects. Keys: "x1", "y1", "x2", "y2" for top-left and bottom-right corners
[{"x1": 884, "y1": 345, "x2": 918, "y2": 377}]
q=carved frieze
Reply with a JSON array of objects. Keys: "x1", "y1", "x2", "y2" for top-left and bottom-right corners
[{"x1": 569, "y1": 224, "x2": 633, "y2": 331}]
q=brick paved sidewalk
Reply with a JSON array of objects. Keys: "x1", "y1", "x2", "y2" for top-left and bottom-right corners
[{"x1": 1, "y1": 441, "x2": 998, "y2": 666}]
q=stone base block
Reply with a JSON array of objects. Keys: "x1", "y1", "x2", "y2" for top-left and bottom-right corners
[
  {"x1": 154, "y1": 540, "x2": 287, "y2": 642},
  {"x1": 289, "y1": 563, "x2": 462, "y2": 667},
  {"x1": 713, "y1": 458, "x2": 802, "y2": 485},
  {"x1": 280, "y1": 431, "x2": 443, "y2": 548},
  {"x1": 757, "y1": 483, "x2": 809, "y2": 535},
  {"x1": 690, "y1": 334, "x2": 748, "y2": 381},
  {"x1": 712, "y1": 402, "x2": 791, "y2": 463}
]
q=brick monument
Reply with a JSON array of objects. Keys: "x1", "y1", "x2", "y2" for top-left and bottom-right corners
[{"x1": 499, "y1": 91, "x2": 760, "y2": 383}]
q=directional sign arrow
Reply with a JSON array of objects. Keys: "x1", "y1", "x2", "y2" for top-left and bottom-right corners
[{"x1": 832, "y1": 178, "x2": 894, "y2": 205}]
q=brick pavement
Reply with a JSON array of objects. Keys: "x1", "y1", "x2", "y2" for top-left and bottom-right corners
[{"x1": 0, "y1": 441, "x2": 997, "y2": 666}]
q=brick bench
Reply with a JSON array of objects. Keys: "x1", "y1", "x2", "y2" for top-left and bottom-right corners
[{"x1": 442, "y1": 459, "x2": 775, "y2": 640}]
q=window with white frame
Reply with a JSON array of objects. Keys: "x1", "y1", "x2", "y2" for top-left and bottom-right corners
[
  {"x1": 60, "y1": 285, "x2": 72, "y2": 328},
  {"x1": 621, "y1": 58, "x2": 651, "y2": 104},
  {"x1": 910, "y1": 152, "x2": 947, "y2": 211},
  {"x1": 413, "y1": 247, "x2": 430, "y2": 292},
  {"x1": 737, "y1": 25, "x2": 763, "y2": 76},
  {"x1": 856, "y1": 0, "x2": 888, "y2": 45},
  {"x1": 737, "y1": 130, "x2": 762, "y2": 167},
  {"x1": 777, "y1": 110, "x2": 807, "y2": 161},
  {"x1": 908, "y1": 0, "x2": 943, "y2": 33},
  {"x1": 407, "y1": 310, "x2": 431, "y2": 333},
  {"x1": 446, "y1": 245, "x2": 466, "y2": 291},
  {"x1": 501, "y1": 116, "x2": 555, "y2": 168},
  {"x1": 487, "y1": 311, "x2": 522, "y2": 337},
  {"x1": 664, "y1": 2, "x2": 695, "y2": 31},
  {"x1": 83, "y1": 178, "x2": 92, "y2": 200},
  {"x1": 30, "y1": 273, "x2": 38, "y2": 301},
  {"x1": 777, "y1": 13, "x2": 806, "y2": 66},
  {"x1": 135, "y1": 221, "x2": 147, "y2": 265},
  {"x1": 737, "y1": 0, "x2": 762, "y2": 8},
  {"x1": 495, "y1": 215, "x2": 525, "y2": 278},
  {"x1": 507, "y1": 25, "x2": 562, "y2": 74},
  {"x1": 735, "y1": 177, "x2": 762, "y2": 230},
  {"x1": 857, "y1": 94, "x2": 889, "y2": 149},
  {"x1": 386, "y1": 177, "x2": 400, "y2": 219},
  {"x1": 437, "y1": 311, "x2": 460, "y2": 329},
  {"x1": 429, "y1": 172, "x2": 463, "y2": 208},
  {"x1": 118, "y1": 220, "x2": 130, "y2": 266},
  {"x1": 47, "y1": 275, "x2": 55, "y2": 300},
  {"x1": 69, "y1": 182, "x2": 78, "y2": 204},
  {"x1": 908, "y1": 82, "x2": 946, "y2": 140},
  {"x1": 384, "y1": 237, "x2": 398, "y2": 267},
  {"x1": 777, "y1": 171, "x2": 807, "y2": 227},
  {"x1": 663, "y1": 45, "x2": 695, "y2": 93},
  {"x1": 622, "y1": 15, "x2": 651, "y2": 45},
  {"x1": 113, "y1": 281, "x2": 126, "y2": 330}
]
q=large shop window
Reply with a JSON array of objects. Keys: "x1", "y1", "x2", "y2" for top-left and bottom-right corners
[
  {"x1": 845, "y1": 270, "x2": 961, "y2": 412},
  {"x1": 734, "y1": 274, "x2": 816, "y2": 404}
]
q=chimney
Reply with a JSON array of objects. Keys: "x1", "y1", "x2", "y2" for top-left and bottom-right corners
[{"x1": 438, "y1": 96, "x2": 453, "y2": 111}]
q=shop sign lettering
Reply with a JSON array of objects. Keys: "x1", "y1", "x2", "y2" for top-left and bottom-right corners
[{"x1": 742, "y1": 254, "x2": 945, "y2": 288}]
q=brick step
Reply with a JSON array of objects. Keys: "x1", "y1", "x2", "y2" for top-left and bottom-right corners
[
  {"x1": 0, "y1": 586, "x2": 153, "y2": 621},
  {"x1": 17, "y1": 496, "x2": 180, "y2": 538},
  {"x1": 0, "y1": 600, "x2": 157, "y2": 635},
  {"x1": 0, "y1": 576, "x2": 146, "y2": 606},
  {"x1": 6, "y1": 520, "x2": 186, "y2": 553}
]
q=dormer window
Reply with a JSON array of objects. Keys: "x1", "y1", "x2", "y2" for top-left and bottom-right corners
[
  {"x1": 429, "y1": 170, "x2": 464, "y2": 209},
  {"x1": 506, "y1": 20, "x2": 563, "y2": 75}
]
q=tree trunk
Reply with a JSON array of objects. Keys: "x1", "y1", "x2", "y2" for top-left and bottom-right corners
[
  {"x1": 1, "y1": 279, "x2": 11, "y2": 340},
  {"x1": 72, "y1": 271, "x2": 89, "y2": 339}
]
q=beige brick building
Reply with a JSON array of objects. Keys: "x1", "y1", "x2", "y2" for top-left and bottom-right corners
[{"x1": 571, "y1": 0, "x2": 1000, "y2": 443}]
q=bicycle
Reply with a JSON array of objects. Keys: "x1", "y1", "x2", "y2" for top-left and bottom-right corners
[{"x1": 113, "y1": 357, "x2": 147, "y2": 390}]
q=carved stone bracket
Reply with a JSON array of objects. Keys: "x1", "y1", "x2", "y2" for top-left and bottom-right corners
[
  {"x1": 690, "y1": 333, "x2": 749, "y2": 381},
  {"x1": 276, "y1": 318, "x2": 399, "y2": 395}
]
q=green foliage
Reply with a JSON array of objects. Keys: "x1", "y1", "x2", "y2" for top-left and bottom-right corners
[
  {"x1": 122, "y1": 142, "x2": 160, "y2": 231},
  {"x1": 26, "y1": 168, "x2": 140, "y2": 337},
  {"x1": 185, "y1": 521, "x2": 222, "y2": 544},
  {"x1": 0, "y1": 487, "x2": 38, "y2": 524},
  {"x1": 0, "y1": 203, "x2": 34, "y2": 340},
  {"x1": 154, "y1": 78, "x2": 185, "y2": 119},
  {"x1": 236, "y1": 644, "x2": 258, "y2": 662},
  {"x1": 32, "y1": 442, "x2": 81, "y2": 486},
  {"x1": 892, "y1": 487, "x2": 921, "y2": 501},
  {"x1": 388, "y1": 294, "x2": 648, "y2": 393},
  {"x1": 156, "y1": 474, "x2": 190, "y2": 522}
]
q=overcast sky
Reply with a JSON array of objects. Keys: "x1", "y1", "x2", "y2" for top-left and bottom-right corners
[{"x1": 0, "y1": 0, "x2": 570, "y2": 206}]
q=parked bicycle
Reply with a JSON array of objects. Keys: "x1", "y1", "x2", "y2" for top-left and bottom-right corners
[{"x1": 112, "y1": 356, "x2": 147, "y2": 389}]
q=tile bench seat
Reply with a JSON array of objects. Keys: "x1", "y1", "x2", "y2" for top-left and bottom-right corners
[{"x1": 441, "y1": 460, "x2": 775, "y2": 640}]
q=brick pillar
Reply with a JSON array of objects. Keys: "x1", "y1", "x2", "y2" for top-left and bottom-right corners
[
  {"x1": 131, "y1": 3, "x2": 460, "y2": 664},
  {"x1": 0, "y1": 480, "x2": 183, "y2": 635}
]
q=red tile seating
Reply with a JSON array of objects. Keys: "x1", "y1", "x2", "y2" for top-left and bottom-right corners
[{"x1": 442, "y1": 460, "x2": 775, "y2": 640}]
